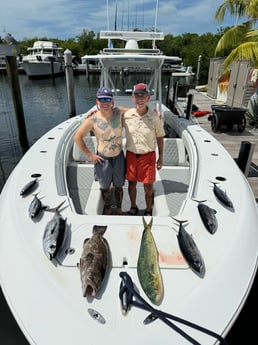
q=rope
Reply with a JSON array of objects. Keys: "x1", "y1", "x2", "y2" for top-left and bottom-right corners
[{"x1": 119, "y1": 272, "x2": 228, "y2": 345}]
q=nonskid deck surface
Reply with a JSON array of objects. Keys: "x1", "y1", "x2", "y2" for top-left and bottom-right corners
[
  {"x1": 68, "y1": 136, "x2": 190, "y2": 216},
  {"x1": 67, "y1": 164, "x2": 190, "y2": 216}
]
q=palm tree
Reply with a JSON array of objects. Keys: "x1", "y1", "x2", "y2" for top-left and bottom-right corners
[{"x1": 214, "y1": 0, "x2": 258, "y2": 70}]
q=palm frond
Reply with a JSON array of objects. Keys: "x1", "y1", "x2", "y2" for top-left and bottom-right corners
[
  {"x1": 246, "y1": 28, "x2": 258, "y2": 39},
  {"x1": 215, "y1": 24, "x2": 249, "y2": 55},
  {"x1": 215, "y1": 0, "x2": 250, "y2": 23},
  {"x1": 223, "y1": 41, "x2": 258, "y2": 69},
  {"x1": 247, "y1": 0, "x2": 258, "y2": 19}
]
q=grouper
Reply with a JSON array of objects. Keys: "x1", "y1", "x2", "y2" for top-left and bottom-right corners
[{"x1": 79, "y1": 225, "x2": 110, "y2": 298}]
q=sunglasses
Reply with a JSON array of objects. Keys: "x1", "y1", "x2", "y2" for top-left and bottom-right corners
[{"x1": 98, "y1": 98, "x2": 112, "y2": 103}]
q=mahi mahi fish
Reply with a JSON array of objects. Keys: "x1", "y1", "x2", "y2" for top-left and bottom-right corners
[
  {"x1": 137, "y1": 217, "x2": 163, "y2": 305},
  {"x1": 79, "y1": 225, "x2": 110, "y2": 298},
  {"x1": 42, "y1": 201, "x2": 67, "y2": 261}
]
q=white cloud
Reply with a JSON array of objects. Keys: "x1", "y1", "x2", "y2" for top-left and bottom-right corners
[{"x1": 0, "y1": 0, "x2": 238, "y2": 41}]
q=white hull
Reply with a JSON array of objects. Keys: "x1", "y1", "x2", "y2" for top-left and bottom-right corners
[
  {"x1": 21, "y1": 40, "x2": 64, "y2": 78},
  {"x1": 0, "y1": 31, "x2": 257, "y2": 345},
  {"x1": 22, "y1": 60, "x2": 64, "y2": 78}
]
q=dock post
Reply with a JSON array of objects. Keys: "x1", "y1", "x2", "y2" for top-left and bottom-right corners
[
  {"x1": 64, "y1": 49, "x2": 76, "y2": 117},
  {"x1": 170, "y1": 81, "x2": 178, "y2": 113},
  {"x1": 6, "y1": 55, "x2": 29, "y2": 152},
  {"x1": 237, "y1": 141, "x2": 255, "y2": 176},
  {"x1": 185, "y1": 94, "x2": 193, "y2": 119}
]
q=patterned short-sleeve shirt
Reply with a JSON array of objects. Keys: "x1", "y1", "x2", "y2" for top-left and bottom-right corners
[{"x1": 123, "y1": 107, "x2": 165, "y2": 154}]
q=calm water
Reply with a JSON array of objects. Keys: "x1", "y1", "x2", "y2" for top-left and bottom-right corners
[{"x1": 0, "y1": 72, "x2": 257, "y2": 344}]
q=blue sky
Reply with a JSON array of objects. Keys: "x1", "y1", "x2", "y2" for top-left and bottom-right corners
[{"x1": 1, "y1": 0, "x2": 239, "y2": 41}]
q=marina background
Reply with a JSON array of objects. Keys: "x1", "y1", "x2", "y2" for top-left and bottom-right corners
[{"x1": 0, "y1": 72, "x2": 257, "y2": 344}]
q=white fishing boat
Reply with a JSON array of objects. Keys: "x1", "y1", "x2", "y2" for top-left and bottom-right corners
[
  {"x1": 0, "y1": 30, "x2": 258, "y2": 345},
  {"x1": 22, "y1": 40, "x2": 64, "y2": 78}
]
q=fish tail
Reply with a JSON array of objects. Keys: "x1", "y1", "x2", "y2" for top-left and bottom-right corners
[
  {"x1": 93, "y1": 225, "x2": 107, "y2": 236},
  {"x1": 172, "y1": 217, "x2": 188, "y2": 225},
  {"x1": 142, "y1": 216, "x2": 153, "y2": 229},
  {"x1": 46, "y1": 200, "x2": 66, "y2": 213}
]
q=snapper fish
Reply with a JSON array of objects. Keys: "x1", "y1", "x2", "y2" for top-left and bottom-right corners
[
  {"x1": 137, "y1": 217, "x2": 163, "y2": 305},
  {"x1": 211, "y1": 182, "x2": 234, "y2": 209},
  {"x1": 194, "y1": 199, "x2": 218, "y2": 234},
  {"x1": 42, "y1": 201, "x2": 67, "y2": 261},
  {"x1": 173, "y1": 218, "x2": 205, "y2": 278},
  {"x1": 79, "y1": 225, "x2": 110, "y2": 298}
]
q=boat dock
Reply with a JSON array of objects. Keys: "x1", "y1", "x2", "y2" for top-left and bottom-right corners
[{"x1": 187, "y1": 89, "x2": 258, "y2": 201}]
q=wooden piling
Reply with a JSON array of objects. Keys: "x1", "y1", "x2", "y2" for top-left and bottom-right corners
[
  {"x1": 6, "y1": 55, "x2": 29, "y2": 152},
  {"x1": 64, "y1": 50, "x2": 76, "y2": 117}
]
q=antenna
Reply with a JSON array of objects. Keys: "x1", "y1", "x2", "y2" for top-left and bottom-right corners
[
  {"x1": 106, "y1": 0, "x2": 110, "y2": 31},
  {"x1": 115, "y1": 3, "x2": 117, "y2": 31},
  {"x1": 153, "y1": 0, "x2": 159, "y2": 49},
  {"x1": 154, "y1": 0, "x2": 159, "y2": 31}
]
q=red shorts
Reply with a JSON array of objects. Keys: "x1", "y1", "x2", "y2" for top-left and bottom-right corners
[{"x1": 125, "y1": 151, "x2": 156, "y2": 184}]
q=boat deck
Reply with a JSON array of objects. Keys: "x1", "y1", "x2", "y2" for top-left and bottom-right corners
[{"x1": 67, "y1": 137, "x2": 190, "y2": 216}]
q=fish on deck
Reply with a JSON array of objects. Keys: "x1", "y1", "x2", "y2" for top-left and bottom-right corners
[
  {"x1": 211, "y1": 182, "x2": 234, "y2": 209},
  {"x1": 28, "y1": 193, "x2": 48, "y2": 219},
  {"x1": 20, "y1": 178, "x2": 38, "y2": 197},
  {"x1": 79, "y1": 225, "x2": 110, "y2": 298},
  {"x1": 137, "y1": 217, "x2": 163, "y2": 305},
  {"x1": 174, "y1": 218, "x2": 205, "y2": 278},
  {"x1": 42, "y1": 201, "x2": 67, "y2": 261},
  {"x1": 194, "y1": 199, "x2": 218, "y2": 234}
]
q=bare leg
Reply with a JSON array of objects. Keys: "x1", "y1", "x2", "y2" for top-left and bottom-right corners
[
  {"x1": 115, "y1": 187, "x2": 123, "y2": 215},
  {"x1": 144, "y1": 183, "x2": 154, "y2": 214},
  {"x1": 128, "y1": 180, "x2": 138, "y2": 214},
  {"x1": 101, "y1": 188, "x2": 112, "y2": 215}
]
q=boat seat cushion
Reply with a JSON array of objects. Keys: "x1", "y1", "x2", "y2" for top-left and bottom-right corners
[
  {"x1": 72, "y1": 136, "x2": 97, "y2": 162},
  {"x1": 73, "y1": 137, "x2": 187, "y2": 166},
  {"x1": 162, "y1": 138, "x2": 188, "y2": 166}
]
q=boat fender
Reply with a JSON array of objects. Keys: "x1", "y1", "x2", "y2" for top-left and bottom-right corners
[{"x1": 193, "y1": 110, "x2": 212, "y2": 117}]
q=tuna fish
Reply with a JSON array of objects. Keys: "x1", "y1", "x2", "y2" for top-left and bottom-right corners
[
  {"x1": 174, "y1": 218, "x2": 205, "y2": 278},
  {"x1": 137, "y1": 217, "x2": 163, "y2": 305},
  {"x1": 42, "y1": 201, "x2": 67, "y2": 261},
  {"x1": 194, "y1": 199, "x2": 218, "y2": 234},
  {"x1": 20, "y1": 178, "x2": 38, "y2": 197},
  {"x1": 211, "y1": 182, "x2": 234, "y2": 209},
  {"x1": 28, "y1": 193, "x2": 47, "y2": 219},
  {"x1": 79, "y1": 225, "x2": 110, "y2": 298}
]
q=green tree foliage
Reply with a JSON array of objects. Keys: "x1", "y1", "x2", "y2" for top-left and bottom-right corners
[
  {"x1": 16, "y1": 28, "x2": 222, "y2": 84},
  {"x1": 214, "y1": 0, "x2": 258, "y2": 70}
]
